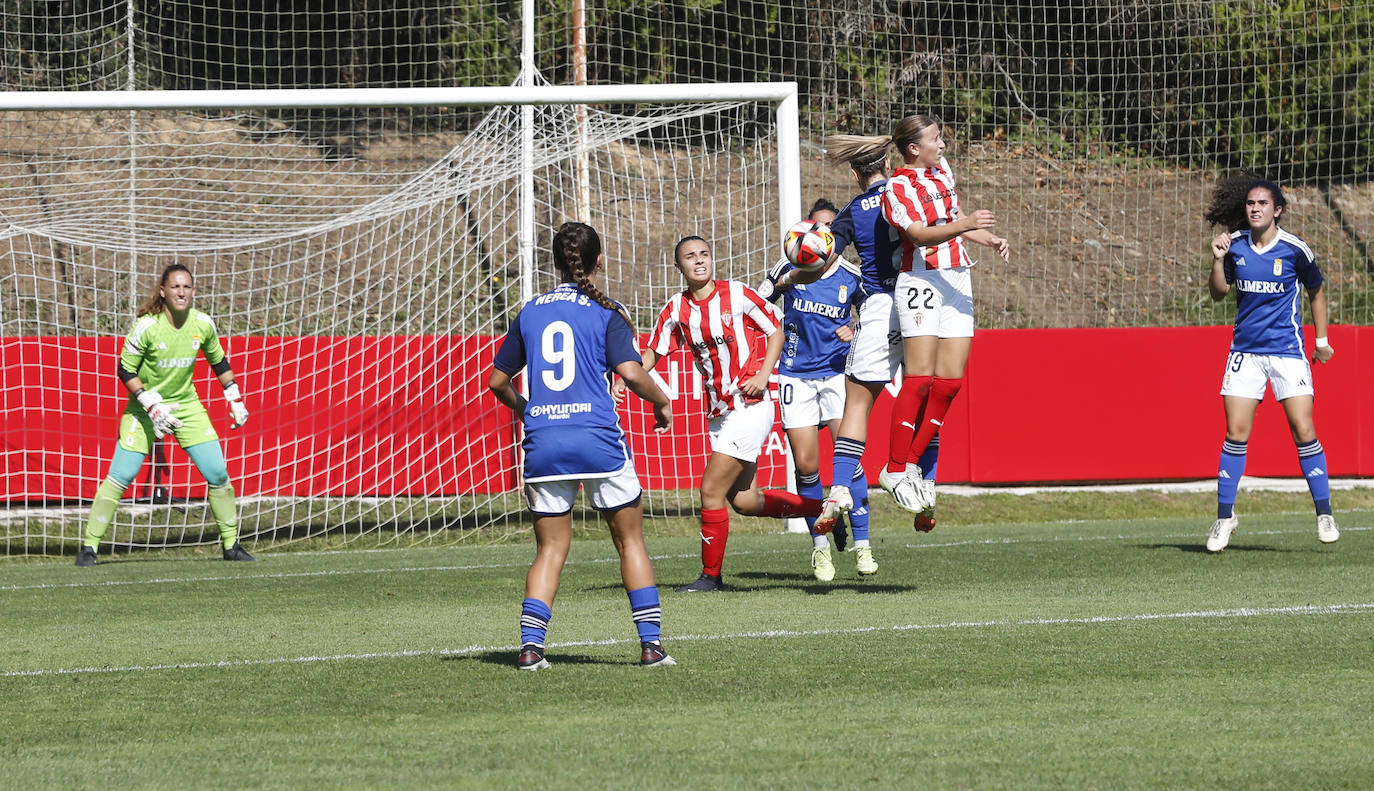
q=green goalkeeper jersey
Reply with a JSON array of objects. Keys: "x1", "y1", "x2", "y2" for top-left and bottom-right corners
[{"x1": 120, "y1": 309, "x2": 227, "y2": 408}]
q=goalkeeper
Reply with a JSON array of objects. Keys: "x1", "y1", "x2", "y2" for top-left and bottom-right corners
[{"x1": 76, "y1": 264, "x2": 255, "y2": 566}]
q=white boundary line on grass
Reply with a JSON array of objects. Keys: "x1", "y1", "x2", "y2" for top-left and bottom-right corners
[
  {"x1": 2, "y1": 524, "x2": 1367, "y2": 592},
  {"x1": 4, "y1": 602, "x2": 1371, "y2": 678}
]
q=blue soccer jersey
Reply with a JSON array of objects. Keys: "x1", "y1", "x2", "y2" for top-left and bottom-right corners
[
  {"x1": 492, "y1": 283, "x2": 640, "y2": 481},
  {"x1": 1222, "y1": 229, "x2": 1323, "y2": 358},
  {"x1": 762, "y1": 257, "x2": 866, "y2": 378},
  {"x1": 829, "y1": 180, "x2": 903, "y2": 294}
]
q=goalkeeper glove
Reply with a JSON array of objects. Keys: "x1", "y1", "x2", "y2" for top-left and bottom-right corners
[
  {"x1": 136, "y1": 389, "x2": 182, "y2": 439},
  {"x1": 223, "y1": 381, "x2": 249, "y2": 429}
]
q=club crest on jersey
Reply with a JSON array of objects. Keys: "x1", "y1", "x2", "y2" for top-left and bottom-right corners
[
  {"x1": 1274, "y1": 258, "x2": 1284, "y2": 276},
  {"x1": 838, "y1": 285, "x2": 849, "y2": 303},
  {"x1": 192, "y1": 334, "x2": 202, "y2": 349}
]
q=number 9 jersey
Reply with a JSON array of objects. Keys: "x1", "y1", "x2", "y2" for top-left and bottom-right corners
[{"x1": 492, "y1": 283, "x2": 641, "y2": 482}]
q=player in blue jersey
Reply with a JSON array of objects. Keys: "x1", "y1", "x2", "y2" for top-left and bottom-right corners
[
  {"x1": 760, "y1": 200, "x2": 873, "y2": 580},
  {"x1": 808, "y1": 136, "x2": 943, "y2": 537},
  {"x1": 1202, "y1": 177, "x2": 1338, "y2": 551},
  {"x1": 488, "y1": 222, "x2": 677, "y2": 670}
]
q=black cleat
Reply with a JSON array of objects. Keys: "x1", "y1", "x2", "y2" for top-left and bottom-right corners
[
  {"x1": 75, "y1": 546, "x2": 97, "y2": 567},
  {"x1": 640, "y1": 641, "x2": 678, "y2": 667},
  {"x1": 222, "y1": 542, "x2": 257, "y2": 562},
  {"x1": 833, "y1": 518, "x2": 849, "y2": 553},
  {"x1": 675, "y1": 573, "x2": 724, "y2": 593},
  {"x1": 517, "y1": 643, "x2": 550, "y2": 671}
]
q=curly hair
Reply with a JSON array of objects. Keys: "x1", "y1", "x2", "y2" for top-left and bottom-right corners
[
  {"x1": 1204, "y1": 175, "x2": 1288, "y2": 231},
  {"x1": 552, "y1": 222, "x2": 618, "y2": 313}
]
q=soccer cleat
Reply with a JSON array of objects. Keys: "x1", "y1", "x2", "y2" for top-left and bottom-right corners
[
  {"x1": 811, "y1": 546, "x2": 835, "y2": 582},
  {"x1": 877, "y1": 468, "x2": 904, "y2": 497},
  {"x1": 888, "y1": 475, "x2": 929, "y2": 513},
  {"x1": 919, "y1": 477, "x2": 937, "y2": 510},
  {"x1": 75, "y1": 546, "x2": 97, "y2": 567},
  {"x1": 1317, "y1": 514, "x2": 1340, "y2": 544},
  {"x1": 517, "y1": 643, "x2": 551, "y2": 671},
  {"x1": 814, "y1": 485, "x2": 852, "y2": 534},
  {"x1": 640, "y1": 642, "x2": 678, "y2": 667},
  {"x1": 855, "y1": 546, "x2": 878, "y2": 576},
  {"x1": 1206, "y1": 515, "x2": 1239, "y2": 553},
  {"x1": 832, "y1": 518, "x2": 849, "y2": 553},
  {"x1": 676, "y1": 573, "x2": 724, "y2": 593},
  {"x1": 913, "y1": 507, "x2": 937, "y2": 533},
  {"x1": 222, "y1": 542, "x2": 257, "y2": 562}
]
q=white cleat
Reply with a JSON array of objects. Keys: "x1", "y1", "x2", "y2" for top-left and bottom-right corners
[
  {"x1": 919, "y1": 477, "x2": 937, "y2": 510},
  {"x1": 877, "y1": 468, "x2": 905, "y2": 497},
  {"x1": 889, "y1": 475, "x2": 929, "y2": 513},
  {"x1": 1317, "y1": 514, "x2": 1340, "y2": 544},
  {"x1": 1206, "y1": 515, "x2": 1239, "y2": 553},
  {"x1": 814, "y1": 485, "x2": 852, "y2": 534}
]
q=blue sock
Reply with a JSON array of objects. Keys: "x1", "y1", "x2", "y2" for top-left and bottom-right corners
[
  {"x1": 627, "y1": 586, "x2": 662, "y2": 644},
  {"x1": 798, "y1": 471, "x2": 824, "y2": 535},
  {"x1": 520, "y1": 597, "x2": 552, "y2": 648},
  {"x1": 917, "y1": 435, "x2": 940, "y2": 480},
  {"x1": 832, "y1": 437, "x2": 865, "y2": 495},
  {"x1": 847, "y1": 466, "x2": 871, "y2": 542},
  {"x1": 1296, "y1": 438, "x2": 1332, "y2": 515},
  {"x1": 1217, "y1": 439, "x2": 1247, "y2": 519}
]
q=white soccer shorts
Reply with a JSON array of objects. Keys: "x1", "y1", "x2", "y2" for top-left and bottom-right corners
[
  {"x1": 778, "y1": 373, "x2": 846, "y2": 429},
  {"x1": 895, "y1": 268, "x2": 974, "y2": 339},
  {"x1": 707, "y1": 397, "x2": 776, "y2": 462},
  {"x1": 845, "y1": 291, "x2": 902, "y2": 383},
  {"x1": 524, "y1": 460, "x2": 643, "y2": 516},
  {"x1": 1219, "y1": 351, "x2": 1315, "y2": 401}
]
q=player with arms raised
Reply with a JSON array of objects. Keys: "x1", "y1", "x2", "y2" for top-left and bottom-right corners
[
  {"x1": 1202, "y1": 177, "x2": 1338, "y2": 551},
  {"x1": 76, "y1": 263, "x2": 254, "y2": 566},
  {"x1": 636, "y1": 235, "x2": 822, "y2": 592},
  {"x1": 811, "y1": 136, "x2": 942, "y2": 535},
  {"x1": 880, "y1": 113, "x2": 1009, "y2": 524},
  {"x1": 488, "y1": 222, "x2": 676, "y2": 670},
  {"x1": 760, "y1": 200, "x2": 873, "y2": 580}
]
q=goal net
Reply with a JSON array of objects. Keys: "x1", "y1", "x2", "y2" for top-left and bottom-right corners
[{"x1": 0, "y1": 84, "x2": 802, "y2": 553}]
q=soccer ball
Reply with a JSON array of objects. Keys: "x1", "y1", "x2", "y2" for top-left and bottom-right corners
[{"x1": 782, "y1": 220, "x2": 836, "y2": 272}]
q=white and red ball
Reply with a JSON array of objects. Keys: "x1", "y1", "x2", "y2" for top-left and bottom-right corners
[{"x1": 782, "y1": 220, "x2": 836, "y2": 272}]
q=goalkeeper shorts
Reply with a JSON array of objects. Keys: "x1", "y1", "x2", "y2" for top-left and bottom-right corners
[{"x1": 117, "y1": 401, "x2": 219, "y2": 455}]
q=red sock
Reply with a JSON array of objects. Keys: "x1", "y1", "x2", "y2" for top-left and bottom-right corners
[
  {"x1": 759, "y1": 490, "x2": 823, "y2": 518},
  {"x1": 700, "y1": 507, "x2": 730, "y2": 577},
  {"x1": 888, "y1": 375, "x2": 932, "y2": 472},
  {"x1": 907, "y1": 377, "x2": 962, "y2": 465}
]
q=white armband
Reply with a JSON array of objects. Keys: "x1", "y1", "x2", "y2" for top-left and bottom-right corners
[{"x1": 1315, "y1": 337, "x2": 1330, "y2": 349}]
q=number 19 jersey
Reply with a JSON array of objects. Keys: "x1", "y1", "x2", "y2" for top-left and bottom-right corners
[{"x1": 493, "y1": 283, "x2": 640, "y2": 481}]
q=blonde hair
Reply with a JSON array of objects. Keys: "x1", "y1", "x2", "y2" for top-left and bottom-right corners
[{"x1": 828, "y1": 114, "x2": 943, "y2": 169}]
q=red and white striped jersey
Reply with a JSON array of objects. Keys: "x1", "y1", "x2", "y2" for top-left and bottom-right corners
[
  {"x1": 647, "y1": 279, "x2": 782, "y2": 418},
  {"x1": 883, "y1": 156, "x2": 975, "y2": 272}
]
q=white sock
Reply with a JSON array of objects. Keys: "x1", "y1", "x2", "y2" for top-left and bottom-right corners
[{"x1": 812, "y1": 535, "x2": 830, "y2": 549}]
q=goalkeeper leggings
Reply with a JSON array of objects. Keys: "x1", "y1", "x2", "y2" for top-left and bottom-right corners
[{"x1": 104, "y1": 440, "x2": 230, "y2": 490}]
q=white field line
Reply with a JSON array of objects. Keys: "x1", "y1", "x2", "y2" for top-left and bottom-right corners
[
  {"x1": 5, "y1": 602, "x2": 1371, "y2": 678},
  {"x1": 3, "y1": 524, "x2": 1367, "y2": 593}
]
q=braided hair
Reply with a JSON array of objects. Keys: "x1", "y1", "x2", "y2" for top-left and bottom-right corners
[
  {"x1": 1204, "y1": 175, "x2": 1287, "y2": 231},
  {"x1": 136, "y1": 263, "x2": 193, "y2": 317},
  {"x1": 552, "y1": 222, "x2": 619, "y2": 312}
]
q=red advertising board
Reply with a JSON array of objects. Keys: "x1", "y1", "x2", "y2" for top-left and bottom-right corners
[{"x1": 2, "y1": 326, "x2": 1368, "y2": 503}]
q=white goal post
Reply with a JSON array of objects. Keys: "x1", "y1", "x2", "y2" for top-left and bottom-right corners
[{"x1": 0, "y1": 83, "x2": 805, "y2": 553}]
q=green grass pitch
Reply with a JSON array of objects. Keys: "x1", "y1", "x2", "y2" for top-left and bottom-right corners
[{"x1": 2, "y1": 494, "x2": 1371, "y2": 789}]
